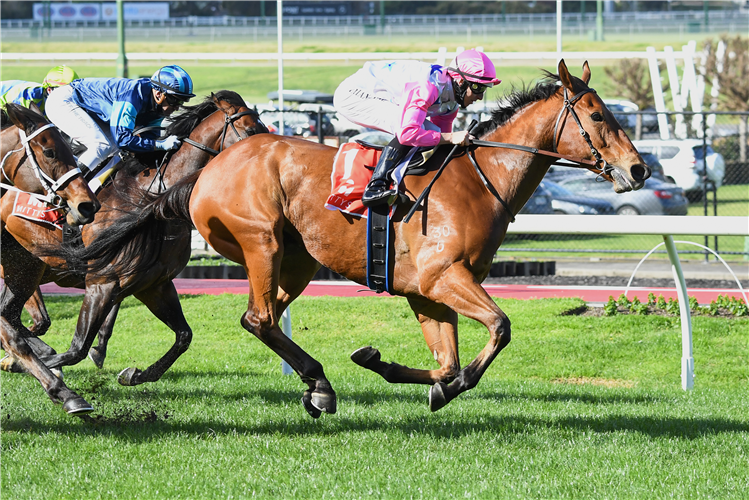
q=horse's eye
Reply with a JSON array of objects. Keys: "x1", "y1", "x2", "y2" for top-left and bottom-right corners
[
  {"x1": 43, "y1": 149, "x2": 56, "y2": 159},
  {"x1": 591, "y1": 112, "x2": 604, "y2": 122}
]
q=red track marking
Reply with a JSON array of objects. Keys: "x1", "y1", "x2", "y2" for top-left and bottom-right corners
[{"x1": 37, "y1": 279, "x2": 748, "y2": 305}]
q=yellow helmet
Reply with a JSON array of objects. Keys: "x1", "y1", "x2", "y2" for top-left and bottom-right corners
[{"x1": 43, "y1": 65, "x2": 80, "y2": 88}]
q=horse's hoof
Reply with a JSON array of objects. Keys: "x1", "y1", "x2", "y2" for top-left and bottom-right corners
[
  {"x1": 0, "y1": 355, "x2": 25, "y2": 374},
  {"x1": 117, "y1": 367, "x2": 141, "y2": 386},
  {"x1": 88, "y1": 348, "x2": 105, "y2": 369},
  {"x1": 311, "y1": 391, "x2": 337, "y2": 415},
  {"x1": 301, "y1": 393, "x2": 322, "y2": 419},
  {"x1": 350, "y1": 346, "x2": 380, "y2": 368},
  {"x1": 429, "y1": 382, "x2": 448, "y2": 412},
  {"x1": 63, "y1": 397, "x2": 94, "y2": 416},
  {"x1": 51, "y1": 367, "x2": 64, "y2": 380}
]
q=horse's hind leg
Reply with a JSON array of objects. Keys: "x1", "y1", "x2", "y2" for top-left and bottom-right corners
[
  {"x1": 238, "y1": 229, "x2": 335, "y2": 418},
  {"x1": 1, "y1": 313, "x2": 92, "y2": 415},
  {"x1": 351, "y1": 296, "x2": 461, "y2": 385},
  {"x1": 117, "y1": 281, "x2": 192, "y2": 386},
  {"x1": 88, "y1": 303, "x2": 121, "y2": 369}
]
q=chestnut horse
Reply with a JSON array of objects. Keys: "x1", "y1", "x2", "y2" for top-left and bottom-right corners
[
  {"x1": 1, "y1": 103, "x2": 100, "y2": 414},
  {"x1": 1, "y1": 92, "x2": 267, "y2": 414},
  {"x1": 61, "y1": 61, "x2": 650, "y2": 417}
]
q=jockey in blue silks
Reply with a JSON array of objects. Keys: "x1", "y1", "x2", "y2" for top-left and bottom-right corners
[{"x1": 45, "y1": 64, "x2": 195, "y2": 174}]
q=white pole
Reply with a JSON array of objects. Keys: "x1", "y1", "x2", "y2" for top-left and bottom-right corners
[
  {"x1": 277, "y1": 0, "x2": 284, "y2": 135},
  {"x1": 663, "y1": 235, "x2": 694, "y2": 390},
  {"x1": 281, "y1": 308, "x2": 293, "y2": 375},
  {"x1": 556, "y1": 0, "x2": 563, "y2": 62},
  {"x1": 646, "y1": 46, "x2": 670, "y2": 140}
]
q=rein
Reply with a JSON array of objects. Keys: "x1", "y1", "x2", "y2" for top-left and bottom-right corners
[{"x1": 0, "y1": 124, "x2": 81, "y2": 206}]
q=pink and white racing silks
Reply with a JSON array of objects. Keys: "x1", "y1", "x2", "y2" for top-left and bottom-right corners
[{"x1": 333, "y1": 60, "x2": 459, "y2": 147}]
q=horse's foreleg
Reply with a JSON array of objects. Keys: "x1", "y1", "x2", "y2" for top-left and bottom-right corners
[
  {"x1": 0, "y1": 316, "x2": 93, "y2": 415},
  {"x1": 420, "y1": 263, "x2": 511, "y2": 412},
  {"x1": 351, "y1": 296, "x2": 460, "y2": 385},
  {"x1": 276, "y1": 245, "x2": 320, "y2": 317},
  {"x1": 38, "y1": 281, "x2": 119, "y2": 369},
  {"x1": 88, "y1": 303, "x2": 121, "y2": 369},
  {"x1": 117, "y1": 281, "x2": 191, "y2": 386}
]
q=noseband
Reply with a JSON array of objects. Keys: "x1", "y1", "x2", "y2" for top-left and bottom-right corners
[{"x1": 0, "y1": 124, "x2": 81, "y2": 206}]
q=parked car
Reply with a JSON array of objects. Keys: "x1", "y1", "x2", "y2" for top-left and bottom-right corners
[
  {"x1": 541, "y1": 180, "x2": 615, "y2": 215},
  {"x1": 639, "y1": 152, "x2": 669, "y2": 182},
  {"x1": 603, "y1": 99, "x2": 659, "y2": 132},
  {"x1": 632, "y1": 139, "x2": 726, "y2": 199},
  {"x1": 555, "y1": 172, "x2": 688, "y2": 215},
  {"x1": 519, "y1": 182, "x2": 554, "y2": 215}
]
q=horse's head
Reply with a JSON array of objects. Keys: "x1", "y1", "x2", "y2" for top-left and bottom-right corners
[
  {"x1": 210, "y1": 91, "x2": 269, "y2": 151},
  {"x1": 2, "y1": 104, "x2": 99, "y2": 225},
  {"x1": 554, "y1": 59, "x2": 650, "y2": 193}
]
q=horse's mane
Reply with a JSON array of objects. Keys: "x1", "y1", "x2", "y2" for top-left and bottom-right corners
[
  {"x1": 473, "y1": 72, "x2": 561, "y2": 138},
  {"x1": 0, "y1": 103, "x2": 48, "y2": 131},
  {"x1": 165, "y1": 90, "x2": 246, "y2": 137}
]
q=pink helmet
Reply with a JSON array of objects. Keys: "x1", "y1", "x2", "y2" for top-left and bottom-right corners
[{"x1": 447, "y1": 49, "x2": 501, "y2": 86}]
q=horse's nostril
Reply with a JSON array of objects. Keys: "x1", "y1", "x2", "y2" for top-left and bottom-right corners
[
  {"x1": 78, "y1": 202, "x2": 98, "y2": 220},
  {"x1": 630, "y1": 163, "x2": 650, "y2": 182}
]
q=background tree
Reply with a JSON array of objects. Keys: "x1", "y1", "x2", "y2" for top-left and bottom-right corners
[
  {"x1": 603, "y1": 59, "x2": 667, "y2": 140},
  {"x1": 704, "y1": 35, "x2": 749, "y2": 162}
]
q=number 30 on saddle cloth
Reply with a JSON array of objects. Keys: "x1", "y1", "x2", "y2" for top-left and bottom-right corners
[
  {"x1": 325, "y1": 142, "x2": 417, "y2": 217},
  {"x1": 10, "y1": 191, "x2": 65, "y2": 229}
]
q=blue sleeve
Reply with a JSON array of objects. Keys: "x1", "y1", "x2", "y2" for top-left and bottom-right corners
[{"x1": 109, "y1": 92, "x2": 157, "y2": 152}]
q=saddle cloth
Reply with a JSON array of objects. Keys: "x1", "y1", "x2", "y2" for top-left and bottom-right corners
[
  {"x1": 10, "y1": 191, "x2": 64, "y2": 230},
  {"x1": 324, "y1": 142, "x2": 419, "y2": 217}
]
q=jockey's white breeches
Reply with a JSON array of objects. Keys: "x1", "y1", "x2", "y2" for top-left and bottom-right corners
[
  {"x1": 45, "y1": 85, "x2": 117, "y2": 172},
  {"x1": 333, "y1": 79, "x2": 440, "y2": 140}
]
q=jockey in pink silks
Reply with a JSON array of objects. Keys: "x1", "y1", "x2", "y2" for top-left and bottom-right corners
[{"x1": 333, "y1": 48, "x2": 501, "y2": 207}]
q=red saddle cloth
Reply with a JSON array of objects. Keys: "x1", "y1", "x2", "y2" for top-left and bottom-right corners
[
  {"x1": 325, "y1": 142, "x2": 381, "y2": 217},
  {"x1": 10, "y1": 191, "x2": 64, "y2": 229}
]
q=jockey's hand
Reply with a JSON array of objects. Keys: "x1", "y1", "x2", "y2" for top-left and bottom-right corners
[
  {"x1": 440, "y1": 131, "x2": 472, "y2": 147},
  {"x1": 155, "y1": 135, "x2": 182, "y2": 151}
]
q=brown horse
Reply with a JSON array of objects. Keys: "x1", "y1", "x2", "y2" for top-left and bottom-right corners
[
  {"x1": 63, "y1": 61, "x2": 650, "y2": 417},
  {"x1": 1, "y1": 103, "x2": 100, "y2": 414},
  {"x1": 1, "y1": 92, "x2": 267, "y2": 413}
]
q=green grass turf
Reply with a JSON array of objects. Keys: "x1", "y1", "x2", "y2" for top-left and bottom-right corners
[{"x1": 2, "y1": 294, "x2": 748, "y2": 499}]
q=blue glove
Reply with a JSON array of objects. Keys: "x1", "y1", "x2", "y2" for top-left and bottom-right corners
[{"x1": 155, "y1": 135, "x2": 181, "y2": 150}]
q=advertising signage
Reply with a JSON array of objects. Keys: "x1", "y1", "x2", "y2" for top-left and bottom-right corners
[
  {"x1": 282, "y1": 2, "x2": 351, "y2": 16},
  {"x1": 33, "y1": 2, "x2": 169, "y2": 22}
]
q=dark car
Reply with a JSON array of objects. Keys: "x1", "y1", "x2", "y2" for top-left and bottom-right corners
[
  {"x1": 639, "y1": 152, "x2": 669, "y2": 183},
  {"x1": 519, "y1": 182, "x2": 554, "y2": 214},
  {"x1": 542, "y1": 180, "x2": 615, "y2": 215},
  {"x1": 556, "y1": 173, "x2": 688, "y2": 216}
]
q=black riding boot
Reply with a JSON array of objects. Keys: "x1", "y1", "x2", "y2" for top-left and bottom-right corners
[{"x1": 361, "y1": 141, "x2": 409, "y2": 207}]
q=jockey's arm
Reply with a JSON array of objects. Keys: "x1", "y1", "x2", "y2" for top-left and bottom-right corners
[{"x1": 109, "y1": 98, "x2": 160, "y2": 153}]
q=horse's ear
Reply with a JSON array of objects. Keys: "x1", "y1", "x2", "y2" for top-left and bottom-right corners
[
  {"x1": 28, "y1": 101, "x2": 44, "y2": 116},
  {"x1": 581, "y1": 61, "x2": 591, "y2": 85},
  {"x1": 5, "y1": 103, "x2": 34, "y2": 132},
  {"x1": 558, "y1": 59, "x2": 573, "y2": 91},
  {"x1": 211, "y1": 92, "x2": 219, "y2": 106}
]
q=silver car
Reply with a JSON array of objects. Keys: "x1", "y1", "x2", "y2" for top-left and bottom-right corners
[{"x1": 556, "y1": 173, "x2": 688, "y2": 216}]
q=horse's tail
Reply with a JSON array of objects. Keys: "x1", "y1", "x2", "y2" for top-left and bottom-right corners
[{"x1": 48, "y1": 171, "x2": 201, "y2": 279}]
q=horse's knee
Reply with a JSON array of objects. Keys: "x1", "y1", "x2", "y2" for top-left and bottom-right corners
[{"x1": 175, "y1": 330, "x2": 193, "y2": 353}]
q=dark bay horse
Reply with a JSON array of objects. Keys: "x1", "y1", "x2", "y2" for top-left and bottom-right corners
[
  {"x1": 62, "y1": 61, "x2": 650, "y2": 417},
  {"x1": 1, "y1": 92, "x2": 267, "y2": 414},
  {"x1": 1, "y1": 103, "x2": 100, "y2": 414}
]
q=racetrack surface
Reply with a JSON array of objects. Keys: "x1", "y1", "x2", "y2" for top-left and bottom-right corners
[{"x1": 40, "y1": 275, "x2": 748, "y2": 305}]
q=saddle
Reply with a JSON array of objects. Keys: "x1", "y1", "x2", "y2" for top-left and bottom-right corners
[{"x1": 325, "y1": 141, "x2": 448, "y2": 294}]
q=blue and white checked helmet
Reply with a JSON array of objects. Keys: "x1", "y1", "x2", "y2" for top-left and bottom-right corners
[{"x1": 150, "y1": 65, "x2": 195, "y2": 101}]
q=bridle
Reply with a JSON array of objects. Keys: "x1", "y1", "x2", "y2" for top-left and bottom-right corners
[
  {"x1": 182, "y1": 109, "x2": 261, "y2": 156},
  {"x1": 449, "y1": 86, "x2": 615, "y2": 223},
  {"x1": 149, "y1": 108, "x2": 261, "y2": 193},
  {"x1": 0, "y1": 123, "x2": 81, "y2": 206}
]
